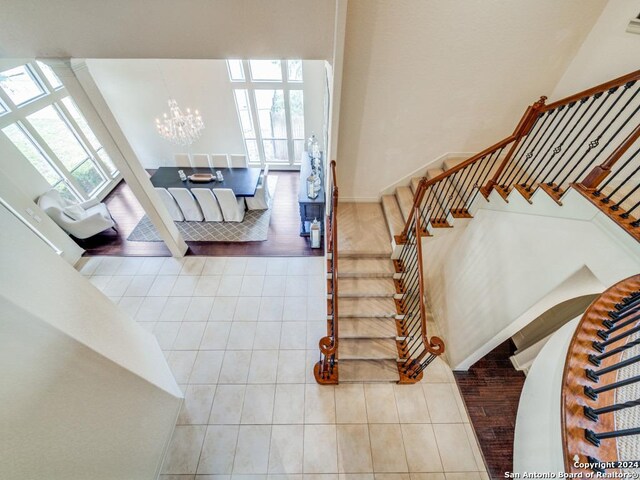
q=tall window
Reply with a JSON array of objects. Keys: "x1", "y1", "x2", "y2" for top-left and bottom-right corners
[
  {"x1": 227, "y1": 59, "x2": 305, "y2": 167},
  {"x1": 0, "y1": 61, "x2": 119, "y2": 202}
]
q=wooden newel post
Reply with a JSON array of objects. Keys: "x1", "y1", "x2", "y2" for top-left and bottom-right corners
[
  {"x1": 481, "y1": 96, "x2": 547, "y2": 197},
  {"x1": 579, "y1": 123, "x2": 640, "y2": 190}
]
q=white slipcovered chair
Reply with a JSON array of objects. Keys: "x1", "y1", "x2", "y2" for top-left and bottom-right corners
[
  {"x1": 213, "y1": 188, "x2": 246, "y2": 222},
  {"x1": 38, "y1": 189, "x2": 115, "y2": 239},
  {"x1": 210, "y1": 154, "x2": 229, "y2": 168},
  {"x1": 192, "y1": 188, "x2": 224, "y2": 221},
  {"x1": 154, "y1": 187, "x2": 184, "y2": 221},
  {"x1": 191, "y1": 153, "x2": 210, "y2": 168},
  {"x1": 168, "y1": 187, "x2": 204, "y2": 221},
  {"x1": 229, "y1": 154, "x2": 248, "y2": 168},
  {"x1": 174, "y1": 154, "x2": 191, "y2": 167},
  {"x1": 246, "y1": 165, "x2": 271, "y2": 210}
]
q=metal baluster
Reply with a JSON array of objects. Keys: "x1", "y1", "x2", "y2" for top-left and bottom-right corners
[
  {"x1": 588, "y1": 337, "x2": 640, "y2": 367},
  {"x1": 585, "y1": 426, "x2": 640, "y2": 447},
  {"x1": 585, "y1": 353, "x2": 640, "y2": 382},
  {"x1": 469, "y1": 147, "x2": 505, "y2": 206},
  {"x1": 592, "y1": 324, "x2": 640, "y2": 353},
  {"x1": 584, "y1": 373, "x2": 640, "y2": 400},
  {"x1": 584, "y1": 398, "x2": 640, "y2": 421},
  {"x1": 595, "y1": 146, "x2": 640, "y2": 197},
  {"x1": 498, "y1": 113, "x2": 546, "y2": 187}
]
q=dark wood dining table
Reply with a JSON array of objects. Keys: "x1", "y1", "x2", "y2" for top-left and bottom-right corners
[{"x1": 149, "y1": 167, "x2": 262, "y2": 197}]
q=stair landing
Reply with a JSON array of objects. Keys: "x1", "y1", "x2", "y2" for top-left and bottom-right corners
[{"x1": 338, "y1": 203, "x2": 392, "y2": 257}]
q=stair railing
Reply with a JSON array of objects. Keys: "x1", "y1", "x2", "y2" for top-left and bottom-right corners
[
  {"x1": 397, "y1": 69, "x2": 640, "y2": 245},
  {"x1": 395, "y1": 205, "x2": 445, "y2": 382},
  {"x1": 561, "y1": 274, "x2": 640, "y2": 474},
  {"x1": 314, "y1": 160, "x2": 339, "y2": 384}
]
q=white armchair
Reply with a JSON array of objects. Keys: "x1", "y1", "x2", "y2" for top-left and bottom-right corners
[{"x1": 38, "y1": 190, "x2": 116, "y2": 239}]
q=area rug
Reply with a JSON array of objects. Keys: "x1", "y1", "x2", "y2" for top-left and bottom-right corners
[{"x1": 127, "y1": 176, "x2": 277, "y2": 242}]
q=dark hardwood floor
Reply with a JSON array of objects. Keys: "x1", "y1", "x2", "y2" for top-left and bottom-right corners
[
  {"x1": 78, "y1": 171, "x2": 322, "y2": 257},
  {"x1": 454, "y1": 340, "x2": 526, "y2": 480}
]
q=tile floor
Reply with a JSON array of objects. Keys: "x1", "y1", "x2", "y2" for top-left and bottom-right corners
[{"x1": 78, "y1": 256, "x2": 487, "y2": 480}]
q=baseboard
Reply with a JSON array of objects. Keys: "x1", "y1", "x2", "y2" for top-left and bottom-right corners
[{"x1": 379, "y1": 151, "x2": 476, "y2": 196}]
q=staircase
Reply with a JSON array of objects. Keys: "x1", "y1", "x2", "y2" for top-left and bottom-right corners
[{"x1": 315, "y1": 69, "x2": 640, "y2": 384}]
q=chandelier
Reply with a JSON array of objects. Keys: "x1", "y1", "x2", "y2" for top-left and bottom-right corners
[{"x1": 155, "y1": 99, "x2": 204, "y2": 146}]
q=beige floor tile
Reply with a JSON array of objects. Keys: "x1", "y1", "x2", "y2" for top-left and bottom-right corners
[
  {"x1": 304, "y1": 475, "x2": 338, "y2": 480},
  {"x1": 234, "y1": 297, "x2": 262, "y2": 321},
  {"x1": 273, "y1": 384, "x2": 305, "y2": 424},
  {"x1": 177, "y1": 384, "x2": 216, "y2": 425},
  {"x1": 241, "y1": 385, "x2": 276, "y2": 424},
  {"x1": 160, "y1": 297, "x2": 191, "y2": 322},
  {"x1": 248, "y1": 350, "x2": 279, "y2": 384},
  {"x1": 185, "y1": 297, "x2": 215, "y2": 321},
  {"x1": 263, "y1": 276, "x2": 287, "y2": 296},
  {"x1": 201, "y1": 322, "x2": 232, "y2": 350},
  {"x1": 227, "y1": 322, "x2": 257, "y2": 350},
  {"x1": 277, "y1": 350, "x2": 307, "y2": 383},
  {"x1": 463, "y1": 423, "x2": 486, "y2": 472},
  {"x1": 245, "y1": 257, "x2": 268, "y2": 276},
  {"x1": 198, "y1": 425, "x2": 239, "y2": 474},
  {"x1": 233, "y1": 425, "x2": 272, "y2": 474},
  {"x1": 286, "y1": 276, "x2": 309, "y2": 297},
  {"x1": 224, "y1": 258, "x2": 248, "y2": 275},
  {"x1": 162, "y1": 425, "x2": 206, "y2": 474},
  {"x1": 194, "y1": 276, "x2": 222, "y2": 297},
  {"x1": 280, "y1": 322, "x2": 307, "y2": 349},
  {"x1": 180, "y1": 257, "x2": 206, "y2": 276},
  {"x1": 270, "y1": 476, "x2": 302, "y2": 480},
  {"x1": 160, "y1": 258, "x2": 185, "y2": 275},
  {"x1": 259, "y1": 296, "x2": 285, "y2": 321},
  {"x1": 401, "y1": 424, "x2": 442, "y2": 472},
  {"x1": 393, "y1": 385, "x2": 430, "y2": 423},
  {"x1": 303, "y1": 425, "x2": 338, "y2": 473},
  {"x1": 209, "y1": 385, "x2": 246, "y2": 424},
  {"x1": 254, "y1": 322, "x2": 282, "y2": 350},
  {"x1": 368, "y1": 424, "x2": 408, "y2": 473},
  {"x1": 335, "y1": 384, "x2": 368, "y2": 424},
  {"x1": 189, "y1": 351, "x2": 225, "y2": 384},
  {"x1": 306, "y1": 322, "x2": 327, "y2": 350},
  {"x1": 410, "y1": 474, "x2": 445, "y2": 480},
  {"x1": 119, "y1": 296, "x2": 144, "y2": 317},
  {"x1": 433, "y1": 424, "x2": 477, "y2": 472},
  {"x1": 422, "y1": 384, "x2": 462, "y2": 423},
  {"x1": 374, "y1": 475, "x2": 410, "y2": 480},
  {"x1": 268, "y1": 425, "x2": 304, "y2": 474},
  {"x1": 171, "y1": 276, "x2": 199, "y2": 296},
  {"x1": 159, "y1": 474, "x2": 195, "y2": 480},
  {"x1": 219, "y1": 350, "x2": 252, "y2": 384},
  {"x1": 203, "y1": 257, "x2": 227, "y2": 275},
  {"x1": 210, "y1": 297, "x2": 238, "y2": 321},
  {"x1": 218, "y1": 276, "x2": 244, "y2": 296},
  {"x1": 451, "y1": 383, "x2": 470, "y2": 423},
  {"x1": 168, "y1": 351, "x2": 198, "y2": 383},
  {"x1": 305, "y1": 384, "x2": 336, "y2": 424},
  {"x1": 364, "y1": 385, "x2": 399, "y2": 423},
  {"x1": 283, "y1": 297, "x2": 307, "y2": 321},
  {"x1": 124, "y1": 275, "x2": 155, "y2": 297},
  {"x1": 136, "y1": 296, "x2": 168, "y2": 322},
  {"x1": 266, "y1": 258, "x2": 288, "y2": 276},
  {"x1": 174, "y1": 322, "x2": 207, "y2": 350},
  {"x1": 337, "y1": 424, "x2": 373, "y2": 473},
  {"x1": 339, "y1": 475, "x2": 374, "y2": 480},
  {"x1": 240, "y1": 276, "x2": 265, "y2": 297},
  {"x1": 444, "y1": 474, "x2": 481, "y2": 480}
]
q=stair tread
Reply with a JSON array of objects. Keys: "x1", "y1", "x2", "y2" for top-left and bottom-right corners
[
  {"x1": 396, "y1": 186, "x2": 415, "y2": 221},
  {"x1": 340, "y1": 359, "x2": 400, "y2": 382},
  {"x1": 338, "y1": 258, "x2": 395, "y2": 278},
  {"x1": 338, "y1": 202, "x2": 392, "y2": 257},
  {"x1": 339, "y1": 297, "x2": 397, "y2": 317},
  {"x1": 442, "y1": 156, "x2": 469, "y2": 170},
  {"x1": 411, "y1": 177, "x2": 422, "y2": 194},
  {"x1": 339, "y1": 277, "x2": 397, "y2": 297},
  {"x1": 426, "y1": 168, "x2": 444, "y2": 180},
  {"x1": 381, "y1": 194, "x2": 405, "y2": 239},
  {"x1": 341, "y1": 338, "x2": 398, "y2": 359},
  {"x1": 340, "y1": 317, "x2": 398, "y2": 338}
]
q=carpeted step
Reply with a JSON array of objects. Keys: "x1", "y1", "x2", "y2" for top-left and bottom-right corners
[
  {"x1": 338, "y1": 297, "x2": 398, "y2": 318},
  {"x1": 338, "y1": 258, "x2": 396, "y2": 278},
  {"x1": 339, "y1": 277, "x2": 397, "y2": 298},
  {"x1": 381, "y1": 194, "x2": 405, "y2": 240},
  {"x1": 340, "y1": 359, "x2": 400, "y2": 382},
  {"x1": 340, "y1": 317, "x2": 398, "y2": 339},
  {"x1": 411, "y1": 177, "x2": 422, "y2": 194},
  {"x1": 395, "y1": 186, "x2": 415, "y2": 221},
  {"x1": 340, "y1": 338, "x2": 399, "y2": 360}
]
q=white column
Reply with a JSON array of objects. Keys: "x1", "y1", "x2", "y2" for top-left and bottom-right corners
[{"x1": 45, "y1": 59, "x2": 188, "y2": 257}]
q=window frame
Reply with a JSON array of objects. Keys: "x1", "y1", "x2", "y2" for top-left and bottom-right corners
[
  {"x1": 0, "y1": 61, "x2": 120, "y2": 202},
  {"x1": 229, "y1": 59, "x2": 304, "y2": 168}
]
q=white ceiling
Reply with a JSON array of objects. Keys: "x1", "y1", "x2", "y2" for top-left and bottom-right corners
[{"x1": 0, "y1": 0, "x2": 337, "y2": 60}]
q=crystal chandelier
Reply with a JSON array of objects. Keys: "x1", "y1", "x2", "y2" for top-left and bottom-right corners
[{"x1": 155, "y1": 99, "x2": 204, "y2": 146}]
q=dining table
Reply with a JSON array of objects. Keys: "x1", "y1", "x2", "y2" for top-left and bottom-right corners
[{"x1": 149, "y1": 167, "x2": 262, "y2": 197}]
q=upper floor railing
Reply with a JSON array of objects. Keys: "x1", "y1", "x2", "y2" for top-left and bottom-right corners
[
  {"x1": 314, "y1": 160, "x2": 339, "y2": 384},
  {"x1": 561, "y1": 274, "x2": 640, "y2": 473}
]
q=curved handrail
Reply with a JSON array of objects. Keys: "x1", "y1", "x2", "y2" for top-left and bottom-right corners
[{"x1": 561, "y1": 274, "x2": 640, "y2": 473}]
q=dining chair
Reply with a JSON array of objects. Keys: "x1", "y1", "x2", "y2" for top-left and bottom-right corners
[
  {"x1": 229, "y1": 154, "x2": 248, "y2": 168},
  {"x1": 213, "y1": 188, "x2": 246, "y2": 222},
  {"x1": 174, "y1": 154, "x2": 191, "y2": 167},
  {"x1": 155, "y1": 187, "x2": 184, "y2": 221},
  {"x1": 191, "y1": 153, "x2": 211, "y2": 168},
  {"x1": 210, "y1": 154, "x2": 230, "y2": 169},
  {"x1": 192, "y1": 188, "x2": 224, "y2": 221},
  {"x1": 246, "y1": 165, "x2": 271, "y2": 210},
  {"x1": 168, "y1": 188, "x2": 204, "y2": 221}
]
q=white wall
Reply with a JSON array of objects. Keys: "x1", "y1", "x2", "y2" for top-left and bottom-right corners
[
  {"x1": 551, "y1": 0, "x2": 640, "y2": 99},
  {"x1": 336, "y1": 0, "x2": 607, "y2": 200},
  {"x1": 426, "y1": 188, "x2": 640, "y2": 370},
  {"x1": 0, "y1": 0, "x2": 336, "y2": 61},
  {"x1": 87, "y1": 59, "x2": 327, "y2": 169},
  {"x1": 0, "y1": 204, "x2": 182, "y2": 479}
]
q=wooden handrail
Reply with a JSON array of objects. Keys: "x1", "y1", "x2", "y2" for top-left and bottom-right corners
[
  {"x1": 561, "y1": 274, "x2": 640, "y2": 473},
  {"x1": 413, "y1": 207, "x2": 445, "y2": 358},
  {"x1": 543, "y1": 70, "x2": 640, "y2": 112}
]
